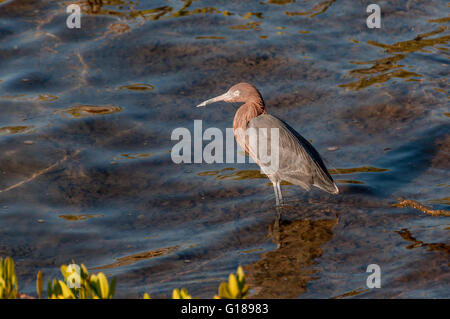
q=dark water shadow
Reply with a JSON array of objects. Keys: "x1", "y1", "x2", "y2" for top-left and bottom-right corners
[{"x1": 370, "y1": 124, "x2": 449, "y2": 196}]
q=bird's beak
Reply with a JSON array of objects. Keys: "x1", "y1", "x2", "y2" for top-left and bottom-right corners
[{"x1": 196, "y1": 92, "x2": 230, "y2": 107}]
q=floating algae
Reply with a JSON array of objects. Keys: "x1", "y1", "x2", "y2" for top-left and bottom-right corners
[
  {"x1": 58, "y1": 214, "x2": 104, "y2": 221},
  {"x1": 58, "y1": 105, "x2": 123, "y2": 118},
  {"x1": 340, "y1": 26, "x2": 449, "y2": 90},
  {"x1": 393, "y1": 198, "x2": 450, "y2": 217},
  {"x1": 198, "y1": 168, "x2": 266, "y2": 180},
  {"x1": 328, "y1": 166, "x2": 388, "y2": 174},
  {"x1": 0, "y1": 125, "x2": 34, "y2": 135},
  {"x1": 118, "y1": 83, "x2": 154, "y2": 91},
  {"x1": 93, "y1": 246, "x2": 180, "y2": 270}
]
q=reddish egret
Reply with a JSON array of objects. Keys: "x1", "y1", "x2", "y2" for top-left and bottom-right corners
[{"x1": 197, "y1": 82, "x2": 338, "y2": 206}]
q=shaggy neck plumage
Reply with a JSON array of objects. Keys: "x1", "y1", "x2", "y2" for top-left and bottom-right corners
[{"x1": 233, "y1": 100, "x2": 266, "y2": 133}]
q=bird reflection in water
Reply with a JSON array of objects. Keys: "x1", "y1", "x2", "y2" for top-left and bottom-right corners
[{"x1": 246, "y1": 216, "x2": 337, "y2": 298}]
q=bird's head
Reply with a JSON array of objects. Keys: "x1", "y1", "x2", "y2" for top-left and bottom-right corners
[{"x1": 196, "y1": 82, "x2": 264, "y2": 107}]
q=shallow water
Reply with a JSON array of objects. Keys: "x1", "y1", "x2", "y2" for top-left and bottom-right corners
[{"x1": 0, "y1": 0, "x2": 448, "y2": 298}]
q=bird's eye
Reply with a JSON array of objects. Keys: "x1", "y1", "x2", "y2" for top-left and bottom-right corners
[{"x1": 233, "y1": 90, "x2": 240, "y2": 96}]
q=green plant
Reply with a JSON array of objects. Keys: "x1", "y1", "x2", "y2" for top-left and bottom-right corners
[
  {"x1": 214, "y1": 266, "x2": 249, "y2": 299},
  {"x1": 143, "y1": 292, "x2": 151, "y2": 299},
  {"x1": 36, "y1": 270, "x2": 43, "y2": 299},
  {"x1": 0, "y1": 256, "x2": 250, "y2": 299},
  {"x1": 172, "y1": 288, "x2": 192, "y2": 299},
  {"x1": 47, "y1": 263, "x2": 116, "y2": 299},
  {"x1": 0, "y1": 257, "x2": 19, "y2": 299}
]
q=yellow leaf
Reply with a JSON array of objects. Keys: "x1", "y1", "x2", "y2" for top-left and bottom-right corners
[
  {"x1": 237, "y1": 266, "x2": 245, "y2": 283},
  {"x1": 228, "y1": 274, "x2": 239, "y2": 298},
  {"x1": 58, "y1": 280, "x2": 75, "y2": 299},
  {"x1": 81, "y1": 264, "x2": 89, "y2": 278},
  {"x1": 172, "y1": 288, "x2": 181, "y2": 299},
  {"x1": 60, "y1": 265, "x2": 68, "y2": 278},
  {"x1": 180, "y1": 288, "x2": 192, "y2": 299},
  {"x1": 218, "y1": 282, "x2": 230, "y2": 299},
  {"x1": 97, "y1": 273, "x2": 109, "y2": 298},
  {"x1": 36, "y1": 271, "x2": 43, "y2": 299}
]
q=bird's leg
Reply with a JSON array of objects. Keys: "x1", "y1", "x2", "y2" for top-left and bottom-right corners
[
  {"x1": 273, "y1": 182, "x2": 280, "y2": 206},
  {"x1": 270, "y1": 181, "x2": 283, "y2": 248},
  {"x1": 272, "y1": 205, "x2": 282, "y2": 249},
  {"x1": 276, "y1": 181, "x2": 283, "y2": 206}
]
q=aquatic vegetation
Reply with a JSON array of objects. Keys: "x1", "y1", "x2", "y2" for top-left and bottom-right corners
[
  {"x1": 58, "y1": 105, "x2": 123, "y2": 118},
  {"x1": 0, "y1": 125, "x2": 34, "y2": 135},
  {"x1": 309, "y1": 0, "x2": 336, "y2": 18},
  {"x1": 35, "y1": 94, "x2": 59, "y2": 102},
  {"x1": 72, "y1": 0, "x2": 138, "y2": 15},
  {"x1": 0, "y1": 257, "x2": 248, "y2": 299},
  {"x1": 129, "y1": 1, "x2": 225, "y2": 21},
  {"x1": 198, "y1": 168, "x2": 266, "y2": 180},
  {"x1": 268, "y1": 0, "x2": 295, "y2": 4},
  {"x1": 242, "y1": 12, "x2": 263, "y2": 19},
  {"x1": 172, "y1": 3, "x2": 220, "y2": 18},
  {"x1": 334, "y1": 179, "x2": 364, "y2": 185},
  {"x1": 92, "y1": 246, "x2": 181, "y2": 270},
  {"x1": 428, "y1": 197, "x2": 450, "y2": 205},
  {"x1": 395, "y1": 229, "x2": 450, "y2": 253},
  {"x1": 340, "y1": 26, "x2": 449, "y2": 90},
  {"x1": 368, "y1": 26, "x2": 449, "y2": 54},
  {"x1": 428, "y1": 16, "x2": 450, "y2": 24},
  {"x1": 284, "y1": 0, "x2": 336, "y2": 18},
  {"x1": 113, "y1": 153, "x2": 153, "y2": 161},
  {"x1": 130, "y1": 6, "x2": 173, "y2": 20},
  {"x1": 331, "y1": 287, "x2": 370, "y2": 299},
  {"x1": 228, "y1": 21, "x2": 261, "y2": 31},
  {"x1": 118, "y1": 83, "x2": 155, "y2": 91},
  {"x1": 58, "y1": 214, "x2": 104, "y2": 221},
  {"x1": 0, "y1": 93, "x2": 58, "y2": 102},
  {"x1": 107, "y1": 22, "x2": 131, "y2": 35},
  {"x1": 393, "y1": 198, "x2": 450, "y2": 217},
  {"x1": 340, "y1": 58, "x2": 422, "y2": 90},
  {"x1": 328, "y1": 166, "x2": 388, "y2": 174}
]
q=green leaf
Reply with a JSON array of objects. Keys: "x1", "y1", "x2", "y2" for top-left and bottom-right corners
[{"x1": 109, "y1": 277, "x2": 117, "y2": 299}]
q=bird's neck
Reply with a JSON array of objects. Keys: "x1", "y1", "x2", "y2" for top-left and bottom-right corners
[{"x1": 233, "y1": 101, "x2": 266, "y2": 132}]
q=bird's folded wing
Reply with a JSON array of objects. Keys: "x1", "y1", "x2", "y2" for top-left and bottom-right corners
[{"x1": 248, "y1": 114, "x2": 337, "y2": 193}]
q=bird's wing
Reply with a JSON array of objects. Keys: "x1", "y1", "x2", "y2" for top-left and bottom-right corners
[{"x1": 247, "y1": 114, "x2": 338, "y2": 194}]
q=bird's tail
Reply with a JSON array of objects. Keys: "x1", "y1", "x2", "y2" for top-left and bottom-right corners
[{"x1": 313, "y1": 182, "x2": 339, "y2": 194}]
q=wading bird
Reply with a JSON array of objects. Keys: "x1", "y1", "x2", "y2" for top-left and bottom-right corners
[{"x1": 196, "y1": 83, "x2": 338, "y2": 206}]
